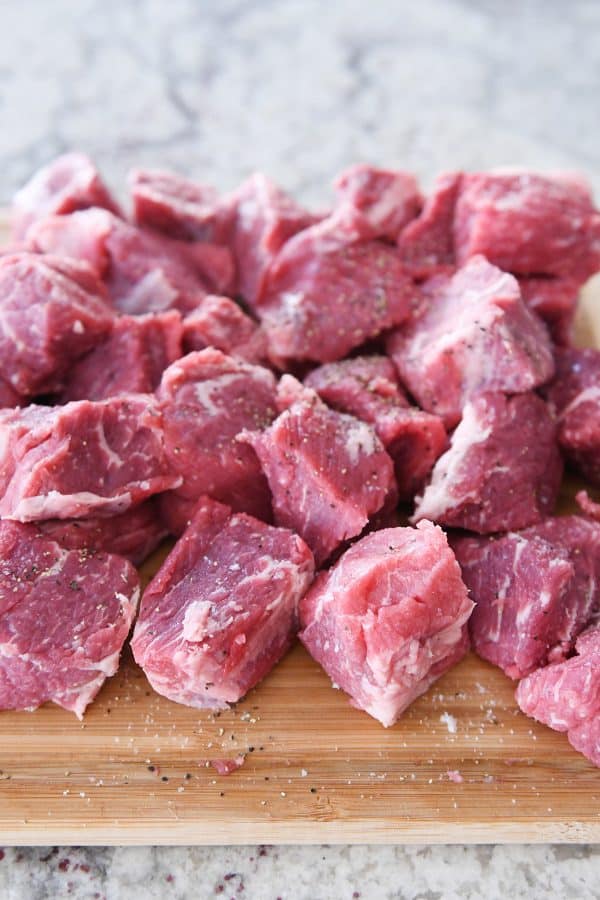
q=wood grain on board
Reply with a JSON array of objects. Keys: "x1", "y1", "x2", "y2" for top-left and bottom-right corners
[{"x1": 0, "y1": 211, "x2": 598, "y2": 843}]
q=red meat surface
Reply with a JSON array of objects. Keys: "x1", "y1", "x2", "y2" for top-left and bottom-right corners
[
  {"x1": 36, "y1": 499, "x2": 168, "y2": 566},
  {"x1": 156, "y1": 349, "x2": 277, "y2": 521},
  {"x1": 452, "y1": 516, "x2": 600, "y2": 678},
  {"x1": 0, "y1": 378, "x2": 22, "y2": 409},
  {"x1": 516, "y1": 626, "x2": 600, "y2": 768},
  {"x1": 544, "y1": 347, "x2": 600, "y2": 484},
  {"x1": 412, "y1": 392, "x2": 562, "y2": 533},
  {"x1": 131, "y1": 496, "x2": 314, "y2": 709},
  {"x1": 299, "y1": 521, "x2": 473, "y2": 726},
  {"x1": 454, "y1": 171, "x2": 600, "y2": 279},
  {"x1": 223, "y1": 173, "x2": 317, "y2": 308},
  {"x1": 518, "y1": 276, "x2": 582, "y2": 346},
  {"x1": 240, "y1": 378, "x2": 396, "y2": 566},
  {"x1": 304, "y1": 356, "x2": 447, "y2": 499},
  {"x1": 0, "y1": 253, "x2": 114, "y2": 395},
  {"x1": 387, "y1": 256, "x2": 555, "y2": 428},
  {"x1": 129, "y1": 168, "x2": 229, "y2": 242},
  {"x1": 11, "y1": 152, "x2": 122, "y2": 241},
  {"x1": 257, "y1": 210, "x2": 419, "y2": 365},
  {"x1": 0, "y1": 395, "x2": 180, "y2": 521},
  {"x1": 61, "y1": 310, "x2": 183, "y2": 402},
  {"x1": 333, "y1": 164, "x2": 422, "y2": 241},
  {"x1": 26, "y1": 208, "x2": 234, "y2": 314},
  {"x1": 396, "y1": 171, "x2": 462, "y2": 278},
  {"x1": 0, "y1": 520, "x2": 139, "y2": 717},
  {"x1": 182, "y1": 295, "x2": 268, "y2": 365}
]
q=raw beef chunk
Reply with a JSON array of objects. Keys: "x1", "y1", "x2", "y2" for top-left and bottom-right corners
[
  {"x1": 0, "y1": 396, "x2": 180, "y2": 521},
  {"x1": 517, "y1": 626, "x2": 600, "y2": 768},
  {"x1": 544, "y1": 348, "x2": 600, "y2": 484},
  {"x1": 131, "y1": 496, "x2": 314, "y2": 709},
  {"x1": 240, "y1": 378, "x2": 396, "y2": 565},
  {"x1": 182, "y1": 295, "x2": 268, "y2": 365},
  {"x1": 61, "y1": 310, "x2": 183, "y2": 401},
  {"x1": 454, "y1": 171, "x2": 600, "y2": 280},
  {"x1": 304, "y1": 356, "x2": 446, "y2": 499},
  {"x1": 396, "y1": 172, "x2": 462, "y2": 278},
  {"x1": 258, "y1": 212, "x2": 419, "y2": 365},
  {"x1": 518, "y1": 276, "x2": 582, "y2": 346},
  {"x1": 224, "y1": 173, "x2": 317, "y2": 308},
  {"x1": 11, "y1": 152, "x2": 121, "y2": 241},
  {"x1": 26, "y1": 208, "x2": 234, "y2": 314},
  {"x1": 387, "y1": 256, "x2": 554, "y2": 428},
  {"x1": 299, "y1": 520, "x2": 473, "y2": 726},
  {"x1": 0, "y1": 378, "x2": 22, "y2": 409},
  {"x1": 413, "y1": 392, "x2": 562, "y2": 533},
  {"x1": 157, "y1": 349, "x2": 277, "y2": 521},
  {"x1": 129, "y1": 168, "x2": 228, "y2": 242},
  {"x1": 0, "y1": 252, "x2": 113, "y2": 395},
  {"x1": 452, "y1": 516, "x2": 600, "y2": 678},
  {"x1": 0, "y1": 520, "x2": 139, "y2": 717},
  {"x1": 333, "y1": 164, "x2": 422, "y2": 241},
  {"x1": 37, "y1": 499, "x2": 168, "y2": 566}
]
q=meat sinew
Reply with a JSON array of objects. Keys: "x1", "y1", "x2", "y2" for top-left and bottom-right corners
[
  {"x1": 412, "y1": 392, "x2": 562, "y2": 533},
  {"x1": 11, "y1": 151, "x2": 122, "y2": 241},
  {"x1": 304, "y1": 356, "x2": 447, "y2": 499},
  {"x1": 131, "y1": 496, "x2": 314, "y2": 709},
  {"x1": 240, "y1": 377, "x2": 396, "y2": 566},
  {"x1": 452, "y1": 516, "x2": 600, "y2": 679},
  {"x1": 0, "y1": 395, "x2": 180, "y2": 521},
  {"x1": 516, "y1": 625, "x2": 600, "y2": 768},
  {"x1": 299, "y1": 520, "x2": 473, "y2": 726},
  {"x1": 0, "y1": 520, "x2": 139, "y2": 717},
  {"x1": 60, "y1": 310, "x2": 183, "y2": 402},
  {"x1": 387, "y1": 255, "x2": 555, "y2": 428},
  {"x1": 156, "y1": 349, "x2": 277, "y2": 528},
  {"x1": 0, "y1": 252, "x2": 114, "y2": 395}
]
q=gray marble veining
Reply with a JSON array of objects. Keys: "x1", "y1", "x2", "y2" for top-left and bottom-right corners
[{"x1": 0, "y1": 1, "x2": 599, "y2": 897}]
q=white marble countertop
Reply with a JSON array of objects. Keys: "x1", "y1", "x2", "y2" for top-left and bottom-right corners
[{"x1": 1, "y1": 0, "x2": 599, "y2": 897}]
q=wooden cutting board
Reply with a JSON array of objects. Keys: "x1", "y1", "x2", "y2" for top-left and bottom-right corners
[{"x1": 0, "y1": 212, "x2": 599, "y2": 843}]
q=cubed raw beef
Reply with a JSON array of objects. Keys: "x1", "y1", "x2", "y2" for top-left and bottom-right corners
[
  {"x1": 26, "y1": 208, "x2": 234, "y2": 314},
  {"x1": 333, "y1": 164, "x2": 422, "y2": 241},
  {"x1": 452, "y1": 516, "x2": 600, "y2": 678},
  {"x1": 240, "y1": 378, "x2": 396, "y2": 565},
  {"x1": 299, "y1": 520, "x2": 473, "y2": 727},
  {"x1": 0, "y1": 252, "x2": 114, "y2": 395},
  {"x1": 157, "y1": 349, "x2": 277, "y2": 521},
  {"x1": 224, "y1": 173, "x2": 317, "y2": 308},
  {"x1": 131, "y1": 496, "x2": 314, "y2": 709},
  {"x1": 60, "y1": 310, "x2": 183, "y2": 402},
  {"x1": 36, "y1": 499, "x2": 168, "y2": 566},
  {"x1": 544, "y1": 347, "x2": 600, "y2": 484},
  {"x1": 258, "y1": 212, "x2": 419, "y2": 365},
  {"x1": 518, "y1": 276, "x2": 582, "y2": 346},
  {"x1": 413, "y1": 392, "x2": 562, "y2": 533},
  {"x1": 454, "y1": 171, "x2": 600, "y2": 279},
  {"x1": 516, "y1": 626, "x2": 600, "y2": 768},
  {"x1": 182, "y1": 295, "x2": 268, "y2": 365},
  {"x1": 304, "y1": 356, "x2": 447, "y2": 499},
  {"x1": 0, "y1": 520, "x2": 139, "y2": 717},
  {"x1": 129, "y1": 168, "x2": 229, "y2": 242},
  {"x1": 0, "y1": 396, "x2": 180, "y2": 521},
  {"x1": 387, "y1": 256, "x2": 555, "y2": 428},
  {"x1": 0, "y1": 378, "x2": 22, "y2": 409},
  {"x1": 396, "y1": 172, "x2": 462, "y2": 278},
  {"x1": 11, "y1": 152, "x2": 121, "y2": 241}
]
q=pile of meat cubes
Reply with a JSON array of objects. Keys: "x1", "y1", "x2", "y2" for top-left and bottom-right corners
[{"x1": 1, "y1": 154, "x2": 599, "y2": 769}]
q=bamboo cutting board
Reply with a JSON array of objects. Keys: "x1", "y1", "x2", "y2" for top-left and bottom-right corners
[{"x1": 0, "y1": 216, "x2": 599, "y2": 843}]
